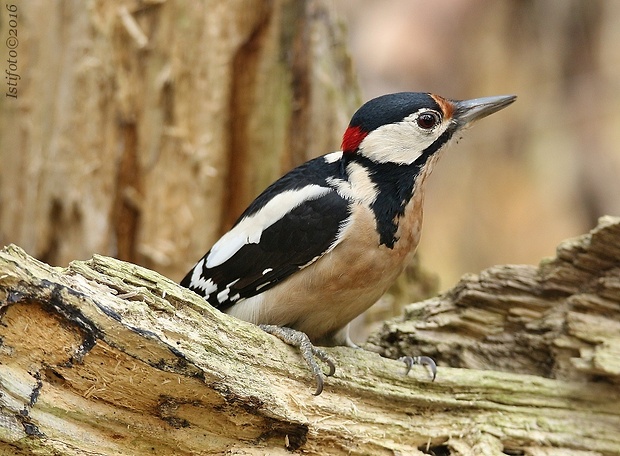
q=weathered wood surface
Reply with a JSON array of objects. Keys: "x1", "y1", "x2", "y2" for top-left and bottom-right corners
[
  {"x1": 1, "y1": 216, "x2": 620, "y2": 455},
  {"x1": 370, "y1": 215, "x2": 620, "y2": 385}
]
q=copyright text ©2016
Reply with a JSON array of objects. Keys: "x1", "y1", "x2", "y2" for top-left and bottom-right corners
[{"x1": 5, "y1": 4, "x2": 19, "y2": 99}]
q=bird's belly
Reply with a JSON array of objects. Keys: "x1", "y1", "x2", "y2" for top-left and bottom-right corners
[{"x1": 228, "y1": 201, "x2": 424, "y2": 344}]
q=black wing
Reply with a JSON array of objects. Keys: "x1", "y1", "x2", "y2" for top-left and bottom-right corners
[{"x1": 180, "y1": 154, "x2": 350, "y2": 311}]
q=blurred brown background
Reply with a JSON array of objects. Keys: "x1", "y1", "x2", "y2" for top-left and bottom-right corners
[{"x1": 1, "y1": 0, "x2": 619, "y2": 295}]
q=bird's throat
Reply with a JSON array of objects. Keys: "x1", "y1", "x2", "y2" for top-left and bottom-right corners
[{"x1": 346, "y1": 155, "x2": 424, "y2": 249}]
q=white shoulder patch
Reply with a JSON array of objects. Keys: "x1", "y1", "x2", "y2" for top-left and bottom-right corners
[
  {"x1": 327, "y1": 161, "x2": 377, "y2": 205},
  {"x1": 206, "y1": 185, "x2": 332, "y2": 268}
]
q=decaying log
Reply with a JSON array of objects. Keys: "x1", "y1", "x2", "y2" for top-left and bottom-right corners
[
  {"x1": 1, "y1": 217, "x2": 620, "y2": 455},
  {"x1": 370, "y1": 215, "x2": 620, "y2": 385}
]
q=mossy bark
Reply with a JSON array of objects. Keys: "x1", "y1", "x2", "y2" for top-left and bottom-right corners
[{"x1": 1, "y1": 217, "x2": 620, "y2": 455}]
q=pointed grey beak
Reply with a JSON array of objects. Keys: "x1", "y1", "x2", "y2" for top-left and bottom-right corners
[{"x1": 453, "y1": 95, "x2": 516, "y2": 125}]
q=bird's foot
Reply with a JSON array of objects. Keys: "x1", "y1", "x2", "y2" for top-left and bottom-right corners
[
  {"x1": 259, "y1": 324, "x2": 336, "y2": 396},
  {"x1": 399, "y1": 355, "x2": 437, "y2": 381}
]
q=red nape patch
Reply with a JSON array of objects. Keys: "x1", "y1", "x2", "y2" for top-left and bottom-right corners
[{"x1": 341, "y1": 125, "x2": 368, "y2": 154}]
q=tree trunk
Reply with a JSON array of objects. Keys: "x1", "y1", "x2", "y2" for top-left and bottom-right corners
[
  {"x1": 0, "y1": 0, "x2": 359, "y2": 281},
  {"x1": 1, "y1": 217, "x2": 619, "y2": 455}
]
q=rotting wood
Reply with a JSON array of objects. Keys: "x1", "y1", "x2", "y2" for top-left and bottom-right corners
[
  {"x1": 370, "y1": 215, "x2": 620, "y2": 385},
  {"x1": 1, "y1": 217, "x2": 620, "y2": 455}
]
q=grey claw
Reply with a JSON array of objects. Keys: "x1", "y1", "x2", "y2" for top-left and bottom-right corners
[
  {"x1": 312, "y1": 347, "x2": 336, "y2": 377},
  {"x1": 259, "y1": 324, "x2": 336, "y2": 395},
  {"x1": 399, "y1": 355, "x2": 437, "y2": 381},
  {"x1": 313, "y1": 373, "x2": 324, "y2": 396}
]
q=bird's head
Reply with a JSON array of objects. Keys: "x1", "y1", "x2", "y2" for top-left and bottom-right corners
[{"x1": 341, "y1": 92, "x2": 516, "y2": 165}]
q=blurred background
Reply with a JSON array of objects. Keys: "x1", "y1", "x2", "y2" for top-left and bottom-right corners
[{"x1": 1, "y1": 1, "x2": 619, "y2": 314}]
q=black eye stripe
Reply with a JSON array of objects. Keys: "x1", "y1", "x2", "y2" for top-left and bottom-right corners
[{"x1": 416, "y1": 111, "x2": 441, "y2": 129}]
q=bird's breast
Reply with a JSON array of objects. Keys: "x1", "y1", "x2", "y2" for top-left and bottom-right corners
[
  {"x1": 227, "y1": 156, "x2": 444, "y2": 344},
  {"x1": 229, "y1": 191, "x2": 426, "y2": 344}
]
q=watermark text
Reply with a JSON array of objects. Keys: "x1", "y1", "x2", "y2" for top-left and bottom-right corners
[{"x1": 5, "y1": 3, "x2": 19, "y2": 99}]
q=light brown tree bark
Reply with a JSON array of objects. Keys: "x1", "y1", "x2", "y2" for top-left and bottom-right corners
[
  {"x1": 1, "y1": 217, "x2": 619, "y2": 455},
  {"x1": 0, "y1": 0, "x2": 359, "y2": 281}
]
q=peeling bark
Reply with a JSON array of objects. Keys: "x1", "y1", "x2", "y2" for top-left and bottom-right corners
[{"x1": 1, "y1": 217, "x2": 620, "y2": 455}]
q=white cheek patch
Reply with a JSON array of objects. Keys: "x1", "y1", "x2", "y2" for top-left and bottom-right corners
[
  {"x1": 206, "y1": 185, "x2": 332, "y2": 268},
  {"x1": 358, "y1": 113, "x2": 450, "y2": 165}
]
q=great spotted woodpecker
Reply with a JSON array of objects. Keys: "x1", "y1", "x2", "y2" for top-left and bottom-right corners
[{"x1": 181, "y1": 92, "x2": 516, "y2": 394}]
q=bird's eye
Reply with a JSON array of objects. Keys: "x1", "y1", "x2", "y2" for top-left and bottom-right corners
[{"x1": 416, "y1": 112, "x2": 440, "y2": 130}]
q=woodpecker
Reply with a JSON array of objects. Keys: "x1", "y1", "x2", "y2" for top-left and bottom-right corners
[{"x1": 181, "y1": 92, "x2": 516, "y2": 395}]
